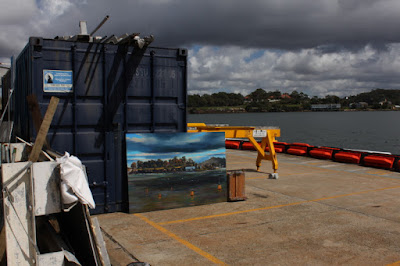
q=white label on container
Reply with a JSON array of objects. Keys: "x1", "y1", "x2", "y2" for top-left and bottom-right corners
[
  {"x1": 43, "y1": 70, "x2": 73, "y2": 93},
  {"x1": 253, "y1": 130, "x2": 267, "y2": 138}
]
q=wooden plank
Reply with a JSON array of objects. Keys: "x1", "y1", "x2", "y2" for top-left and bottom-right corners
[
  {"x1": 91, "y1": 217, "x2": 111, "y2": 266},
  {"x1": 29, "y1": 96, "x2": 59, "y2": 162},
  {"x1": 27, "y1": 94, "x2": 50, "y2": 149}
]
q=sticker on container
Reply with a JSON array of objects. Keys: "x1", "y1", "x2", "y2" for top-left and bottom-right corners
[
  {"x1": 253, "y1": 130, "x2": 267, "y2": 138},
  {"x1": 43, "y1": 70, "x2": 73, "y2": 93}
]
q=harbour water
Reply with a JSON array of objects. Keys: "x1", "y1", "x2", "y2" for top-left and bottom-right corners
[
  {"x1": 128, "y1": 169, "x2": 227, "y2": 213},
  {"x1": 188, "y1": 111, "x2": 400, "y2": 154}
]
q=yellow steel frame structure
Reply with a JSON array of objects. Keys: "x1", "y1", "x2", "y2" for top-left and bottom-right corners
[{"x1": 187, "y1": 123, "x2": 280, "y2": 174}]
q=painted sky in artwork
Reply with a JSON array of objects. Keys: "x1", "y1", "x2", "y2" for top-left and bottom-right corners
[{"x1": 126, "y1": 132, "x2": 226, "y2": 166}]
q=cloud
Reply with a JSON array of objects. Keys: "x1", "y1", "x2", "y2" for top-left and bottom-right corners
[
  {"x1": 4, "y1": 0, "x2": 400, "y2": 55},
  {"x1": 2, "y1": 0, "x2": 400, "y2": 96},
  {"x1": 38, "y1": 0, "x2": 74, "y2": 18},
  {"x1": 189, "y1": 44, "x2": 400, "y2": 97}
]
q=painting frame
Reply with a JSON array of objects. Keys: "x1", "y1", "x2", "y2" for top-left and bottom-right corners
[{"x1": 126, "y1": 132, "x2": 227, "y2": 213}]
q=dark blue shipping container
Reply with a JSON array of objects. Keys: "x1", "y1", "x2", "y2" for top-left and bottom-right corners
[{"x1": 11, "y1": 37, "x2": 187, "y2": 214}]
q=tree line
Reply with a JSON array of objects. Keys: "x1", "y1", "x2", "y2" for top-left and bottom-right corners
[
  {"x1": 129, "y1": 156, "x2": 226, "y2": 174},
  {"x1": 130, "y1": 156, "x2": 196, "y2": 173},
  {"x1": 188, "y1": 88, "x2": 400, "y2": 113}
]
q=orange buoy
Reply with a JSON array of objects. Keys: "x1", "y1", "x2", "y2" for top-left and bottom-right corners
[
  {"x1": 334, "y1": 151, "x2": 362, "y2": 164},
  {"x1": 225, "y1": 140, "x2": 240, "y2": 149},
  {"x1": 266, "y1": 146, "x2": 285, "y2": 153},
  {"x1": 272, "y1": 142, "x2": 288, "y2": 153},
  {"x1": 287, "y1": 146, "x2": 308, "y2": 156},
  {"x1": 217, "y1": 184, "x2": 222, "y2": 191},
  {"x1": 290, "y1": 142, "x2": 312, "y2": 147},
  {"x1": 190, "y1": 190, "x2": 195, "y2": 197},
  {"x1": 309, "y1": 148, "x2": 334, "y2": 160},
  {"x1": 363, "y1": 155, "x2": 395, "y2": 169},
  {"x1": 158, "y1": 193, "x2": 162, "y2": 199},
  {"x1": 241, "y1": 142, "x2": 260, "y2": 150}
]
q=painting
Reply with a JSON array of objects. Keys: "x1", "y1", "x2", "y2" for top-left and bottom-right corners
[{"x1": 126, "y1": 132, "x2": 227, "y2": 213}]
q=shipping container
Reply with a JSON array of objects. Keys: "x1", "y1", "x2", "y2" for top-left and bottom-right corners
[{"x1": 8, "y1": 37, "x2": 187, "y2": 214}]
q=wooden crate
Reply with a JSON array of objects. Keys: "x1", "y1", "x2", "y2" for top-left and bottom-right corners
[{"x1": 228, "y1": 170, "x2": 246, "y2": 201}]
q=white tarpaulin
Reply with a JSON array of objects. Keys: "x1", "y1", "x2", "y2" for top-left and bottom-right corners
[{"x1": 56, "y1": 152, "x2": 95, "y2": 210}]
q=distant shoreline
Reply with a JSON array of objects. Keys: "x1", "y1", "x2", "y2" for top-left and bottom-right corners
[{"x1": 188, "y1": 107, "x2": 399, "y2": 114}]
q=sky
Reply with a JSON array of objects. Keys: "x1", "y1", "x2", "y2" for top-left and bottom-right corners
[
  {"x1": 126, "y1": 132, "x2": 226, "y2": 166},
  {"x1": 2, "y1": 0, "x2": 400, "y2": 97}
]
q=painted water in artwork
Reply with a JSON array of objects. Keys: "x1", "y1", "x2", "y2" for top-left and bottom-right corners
[{"x1": 126, "y1": 132, "x2": 227, "y2": 213}]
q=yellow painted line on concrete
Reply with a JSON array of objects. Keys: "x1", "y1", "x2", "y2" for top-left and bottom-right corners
[
  {"x1": 158, "y1": 185, "x2": 400, "y2": 225},
  {"x1": 158, "y1": 201, "x2": 310, "y2": 225},
  {"x1": 134, "y1": 213, "x2": 228, "y2": 265}
]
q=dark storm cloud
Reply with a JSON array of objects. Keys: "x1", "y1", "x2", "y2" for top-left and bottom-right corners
[
  {"x1": 126, "y1": 133, "x2": 225, "y2": 154},
  {"x1": 98, "y1": 0, "x2": 400, "y2": 51},
  {"x1": 2, "y1": 0, "x2": 400, "y2": 97},
  {"x1": 3, "y1": 0, "x2": 400, "y2": 59}
]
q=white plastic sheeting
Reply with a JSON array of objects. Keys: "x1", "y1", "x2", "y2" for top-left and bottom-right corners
[{"x1": 56, "y1": 152, "x2": 95, "y2": 210}]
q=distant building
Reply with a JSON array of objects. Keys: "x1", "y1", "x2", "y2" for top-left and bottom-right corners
[
  {"x1": 379, "y1": 99, "x2": 392, "y2": 106},
  {"x1": 311, "y1": 104, "x2": 341, "y2": 111},
  {"x1": 268, "y1": 99, "x2": 280, "y2": 103},
  {"x1": 281, "y1": 93, "x2": 291, "y2": 99},
  {"x1": 185, "y1": 166, "x2": 196, "y2": 171}
]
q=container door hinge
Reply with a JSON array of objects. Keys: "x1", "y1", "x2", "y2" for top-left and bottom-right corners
[
  {"x1": 178, "y1": 48, "x2": 188, "y2": 57},
  {"x1": 178, "y1": 103, "x2": 186, "y2": 110}
]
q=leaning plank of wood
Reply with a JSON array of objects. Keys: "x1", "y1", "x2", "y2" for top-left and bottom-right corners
[
  {"x1": 27, "y1": 94, "x2": 50, "y2": 149},
  {"x1": 28, "y1": 96, "x2": 59, "y2": 162}
]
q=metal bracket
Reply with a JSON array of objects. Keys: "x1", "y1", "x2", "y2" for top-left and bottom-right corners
[{"x1": 29, "y1": 37, "x2": 43, "y2": 52}]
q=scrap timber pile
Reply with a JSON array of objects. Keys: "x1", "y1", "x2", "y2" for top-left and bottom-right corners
[{"x1": 0, "y1": 96, "x2": 111, "y2": 265}]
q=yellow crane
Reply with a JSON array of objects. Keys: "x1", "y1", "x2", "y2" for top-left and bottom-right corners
[{"x1": 187, "y1": 123, "x2": 280, "y2": 179}]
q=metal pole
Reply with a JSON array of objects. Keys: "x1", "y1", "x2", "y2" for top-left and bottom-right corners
[
  {"x1": 90, "y1": 15, "x2": 110, "y2": 36},
  {"x1": 8, "y1": 56, "x2": 15, "y2": 144}
]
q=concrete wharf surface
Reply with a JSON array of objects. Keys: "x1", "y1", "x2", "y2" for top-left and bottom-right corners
[{"x1": 96, "y1": 150, "x2": 400, "y2": 265}]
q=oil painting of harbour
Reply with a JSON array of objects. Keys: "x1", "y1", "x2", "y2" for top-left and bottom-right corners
[{"x1": 126, "y1": 132, "x2": 227, "y2": 213}]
